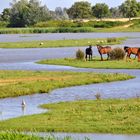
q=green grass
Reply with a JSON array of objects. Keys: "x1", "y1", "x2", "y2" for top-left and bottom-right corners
[
  {"x1": 0, "y1": 98, "x2": 140, "y2": 134},
  {"x1": 38, "y1": 58, "x2": 140, "y2": 69},
  {"x1": 0, "y1": 38, "x2": 124, "y2": 48},
  {"x1": 0, "y1": 70, "x2": 133, "y2": 99},
  {"x1": 0, "y1": 26, "x2": 140, "y2": 34},
  {"x1": 0, "y1": 132, "x2": 73, "y2": 140},
  {"x1": 0, "y1": 132, "x2": 42, "y2": 140}
]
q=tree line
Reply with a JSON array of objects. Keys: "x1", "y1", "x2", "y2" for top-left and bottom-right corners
[{"x1": 0, "y1": 0, "x2": 140, "y2": 27}]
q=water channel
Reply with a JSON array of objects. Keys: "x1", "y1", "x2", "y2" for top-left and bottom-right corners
[{"x1": 0, "y1": 33, "x2": 140, "y2": 139}]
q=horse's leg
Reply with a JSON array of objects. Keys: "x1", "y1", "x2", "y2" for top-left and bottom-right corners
[
  {"x1": 100, "y1": 54, "x2": 103, "y2": 61},
  {"x1": 107, "y1": 53, "x2": 109, "y2": 60},
  {"x1": 134, "y1": 54, "x2": 137, "y2": 60},
  {"x1": 138, "y1": 52, "x2": 140, "y2": 62},
  {"x1": 89, "y1": 55, "x2": 90, "y2": 61},
  {"x1": 85, "y1": 54, "x2": 87, "y2": 61}
]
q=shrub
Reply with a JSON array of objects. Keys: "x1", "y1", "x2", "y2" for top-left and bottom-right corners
[
  {"x1": 110, "y1": 47, "x2": 125, "y2": 60},
  {"x1": 76, "y1": 49, "x2": 85, "y2": 60},
  {"x1": 95, "y1": 93, "x2": 101, "y2": 100},
  {"x1": 0, "y1": 21, "x2": 9, "y2": 28},
  {"x1": 107, "y1": 37, "x2": 117, "y2": 43}
]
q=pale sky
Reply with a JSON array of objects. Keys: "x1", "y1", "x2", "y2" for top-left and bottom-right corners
[{"x1": 0, "y1": 0, "x2": 138, "y2": 13}]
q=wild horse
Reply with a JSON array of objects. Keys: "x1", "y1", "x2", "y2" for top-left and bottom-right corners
[
  {"x1": 85, "y1": 45, "x2": 93, "y2": 61},
  {"x1": 124, "y1": 46, "x2": 139, "y2": 59},
  {"x1": 137, "y1": 48, "x2": 140, "y2": 62},
  {"x1": 97, "y1": 45, "x2": 112, "y2": 61}
]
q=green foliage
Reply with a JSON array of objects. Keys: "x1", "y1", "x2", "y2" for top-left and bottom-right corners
[
  {"x1": 92, "y1": 3, "x2": 110, "y2": 19},
  {"x1": 0, "y1": 132, "x2": 73, "y2": 140},
  {"x1": 119, "y1": 0, "x2": 140, "y2": 19},
  {"x1": 1, "y1": 8, "x2": 11, "y2": 22},
  {"x1": 110, "y1": 47, "x2": 125, "y2": 60},
  {"x1": 110, "y1": 7, "x2": 123, "y2": 18},
  {"x1": 130, "y1": 19, "x2": 140, "y2": 28},
  {"x1": 9, "y1": 0, "x2": 50, "y2": 27},
  {"x1": 107, "y1": 37, "x2": 117, "y2": 43},
  {"x1": 33, "y1": 20, "x2": 124, "y2": 28},
  {"x1": 67, "y1": 1, "x2": 92, "y2": 19},
  {"x1": 0, "y1": 21, "x2": 9, "y2": 28},
  {"x1": 0, "y1": 132, "x2": 41, "y2": 140},
  {"x1": 76, "y1": 49, "x2": 85, "y2": 60}
]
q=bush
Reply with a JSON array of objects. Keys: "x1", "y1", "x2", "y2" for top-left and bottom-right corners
[
  {"x1": 0, "y1": 21, "x2": 9, "y2": 28},
  {"x1": 76, "y1": 49, "x2": 85, "y2": 60},
  {"x1": 110, "y1": 47, "x2": 125, "y2": 60},
  {"x1": 107, "y1": 37, "x2": 117, "y2": 43}
]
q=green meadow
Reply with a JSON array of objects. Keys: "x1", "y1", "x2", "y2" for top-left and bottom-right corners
[
  {"x1": 0, "y1": 99, "x2": 140, "y2": 134},
  {"x1": 0, "y1": 38, "x2": 124, "y2": 48},
  {"x1": 38, "y1": 58, "x2": 140, "y2": 69},
  {"x1": 0, "y1": 70, "x2": 133, "y2": 99}
]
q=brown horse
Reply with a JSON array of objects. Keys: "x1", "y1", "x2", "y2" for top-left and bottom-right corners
[
  {"x1": 124, "y1": 46, "x2": 139, "y2": 59},
  {"x1": 97, "y1": 45, "x2": 112, "y2": 61},
  {"x1": 137, "y1": 48, "x2": 140, "y2": 62}
]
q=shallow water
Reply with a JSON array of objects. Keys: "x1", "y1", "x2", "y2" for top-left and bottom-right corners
[
  {"x1": 0, "y1": 33, "x2": 140, "y2": 139},
  {"x1": 0, "y1": 63, "x2": 139, "y2": 120},
  {"x1": 34, "y1": 132, "x2": 140, "y2": 140},
  {"x1": 0, "y1": 32, "x2": 140, "y2": 42}
]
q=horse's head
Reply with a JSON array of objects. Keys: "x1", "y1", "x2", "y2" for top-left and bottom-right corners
[
  {"x1": 89, "y1": 45, "x2": 92, "y2": 49},
  {"x1": 96, "y1": 44, "x2": 102, "y2": 50},
  {"x1": 124, "y1": 46, "x2": 129, "y2": 52}
]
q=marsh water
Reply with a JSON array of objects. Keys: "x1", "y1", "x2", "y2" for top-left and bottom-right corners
[{"x1": 0, "y1": 33, "x2": 140, "y2": 139}]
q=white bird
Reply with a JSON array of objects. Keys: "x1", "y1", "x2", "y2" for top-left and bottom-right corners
[{"x1": 21, "y1": 99, "x2": 26, "y2": 107}]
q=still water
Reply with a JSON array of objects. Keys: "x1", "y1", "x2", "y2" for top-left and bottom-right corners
[{"x1": 0, "y1": 32, "x2": 140, "y2": 42}]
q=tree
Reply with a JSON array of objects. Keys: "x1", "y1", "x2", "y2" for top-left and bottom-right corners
[
  {"x1": 1, "y1": 8, "x2": 11, "y2": 22},
  {"x1": 67, "y1": 1, "x2": 92, "y2": 19},
  {"x1": 55, "y1": 7, "x2": 69, "y2": 20},
  {"x1": 9, "y1": 0, "x2": 30, "y2": 27},
  {"x1": 92, "y1": 3, "x2": 110, "y2": 19},
  {"x1": 110, "y1": 7, "x2": 123, "y2": 18},
  {"x1": 9, "y1": 0, "x2": 50, "y2": 27},
  {"x1": 119, "y1": 0, "x2": 139, "y2": 20}
]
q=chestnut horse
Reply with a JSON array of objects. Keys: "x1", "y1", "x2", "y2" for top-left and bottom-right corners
[
  {"x1": 124, "y1": 46, "x2": 139, "y2": 59},
  {"x1": 137, "y1": 48, "x2": 140, "y2": 62},
  {"x1": 85, "y1": 45, "x2": 93, "y2": 61},
  {"x1": 97, "y1": 45, "x2": 112, "y2": 61}
]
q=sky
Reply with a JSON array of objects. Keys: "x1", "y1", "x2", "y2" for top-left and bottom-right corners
[{"x1": 0, "y1": 0, "x2": 134, "y2": 13}]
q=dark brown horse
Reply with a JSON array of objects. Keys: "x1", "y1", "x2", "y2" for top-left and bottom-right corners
[
  {"x1": 97, "y1": 45, "x2": 112, "y2": 61},
  {"x1": 137, "y1": 48, "x2": 140, "y2": 62},
  {"x1": 124, "y1": 46, "x2": 139, "y2": 59},
  {"x1": 85, "y1": 45, "x2": 93, "y2": 61}
]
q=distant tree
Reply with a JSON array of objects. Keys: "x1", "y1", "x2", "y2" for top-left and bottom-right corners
[
  {"x1": 10, "y1": 0, "x2": 29, "y2": 27},
  {"x1": 39, "y1": 5, "x2": 51, "y2": 21},
  {"x1": 1, "y1": 8, "x2": 11, "y2": 22},
  {"x1": 137, "y1": 2, "x2": 140, "y2": 16},
  {"x1": 9, "y1": 0, "x2": 50, "y2": 27},
  {"x1": 55, "y1": 7, "x2": 69, "y2": 20},
  {"x1": 119, "y1": 0, "x2": 139, "y2": 20},
  {"x1": 110, "y1": 7, "x2": 123, "y2": 18},
  {"x1": 92, "y1": 3, "x2": 110, "y2": 19},
  {"x1": 63, "y1": 8, "x2": 69, "y2": 20},
  {"x1": 67, "y1": 1, "x2": 92, "y2": 19}
]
